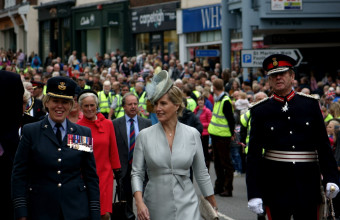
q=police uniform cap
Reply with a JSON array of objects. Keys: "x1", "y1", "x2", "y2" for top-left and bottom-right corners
[
  {"x1": 262, "y1": 54, "x2": 297, "y2": 76},
  {"x1": 46, "y1": 76, "x2": 76, "y2": 100}
]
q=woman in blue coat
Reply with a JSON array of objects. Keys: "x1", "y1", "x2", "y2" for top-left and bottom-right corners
[{"x1": 12, "y1": 76, "x2": 100, "y2": 220}]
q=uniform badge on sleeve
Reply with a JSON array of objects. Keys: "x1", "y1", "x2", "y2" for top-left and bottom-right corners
[{"x1": 67, "y1": 134, "x2": 93, "y2": 152}]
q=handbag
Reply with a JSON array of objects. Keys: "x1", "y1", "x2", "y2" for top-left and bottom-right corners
[
  {"x1": 111, "y1": 182, "x2": 135, "y2": 220},
  {"x1": 199, "y1": 195, "x2": 219, "y2": 220}
]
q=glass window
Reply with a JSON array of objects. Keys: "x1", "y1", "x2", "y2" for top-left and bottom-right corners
[
  {"x1": 42, "y1": 21, "x2": 50, "y2": 63},
  {"x1": 136, "y1": 33, "x2": 149, "y2": 55},
  {"x1": 186, "y1": 30, "x2": 221, "y2": 44},
  {"x1": 106, "y1": 26, "x2": 122, "y2": 53},
  {"x1": 164, "y1": 30, "x2": 178, "y2": 57}
]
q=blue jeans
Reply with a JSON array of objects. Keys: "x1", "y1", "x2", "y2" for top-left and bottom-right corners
[{"x1": 230, "y1": 141, "x2": 242, "y2": 173}]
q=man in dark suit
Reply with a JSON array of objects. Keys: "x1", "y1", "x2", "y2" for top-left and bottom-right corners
[
  {"x1": 0, "y1": 70, "x2": 24, "y2": 220},
  {"x1": 113, "y1": 92, "x2": 151, "y2": 209}
]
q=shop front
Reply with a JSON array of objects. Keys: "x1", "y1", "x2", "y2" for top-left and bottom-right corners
[
  {"x1": 131, "y1": 2, "x2": 179, "y2": 58},
  {"x1": 181, "y1": 4, "x2": 265, "y2": 70},
  {"x1": 181, "y1": 4, "x2": 222, "y2": 68},
  {"x1": 72, "y1": 1, "x2": 131, "y2": 60},
  {"x1": 35, "y1": 0, "x2": 74, "y2": 64}
]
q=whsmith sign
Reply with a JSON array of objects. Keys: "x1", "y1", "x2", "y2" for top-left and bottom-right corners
[
  {"x1": 241, "y1": 49, "x2": 303, "y2": 68},
  {"x1": 131, "y1": 2, "x2": 177, "y2": 33},
  {"x1": 182, "y1": 4, "x2": 221, "y2": 33}
]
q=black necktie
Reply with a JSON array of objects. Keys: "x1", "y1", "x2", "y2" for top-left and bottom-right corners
[{"x1": 55, "y1": 123, "x2": 62, "y2": 145}]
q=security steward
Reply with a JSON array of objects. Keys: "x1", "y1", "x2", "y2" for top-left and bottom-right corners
[
  {"x1": 97, "y1": 80, "x2": 113, "y2": 119},
  {"x1": 246, "y1": 54, "x2": 339, "y2": 219},
  {"x1": 208, "y1": 78, "x2": 235, "y2": 197},
  {"x1": 12, "y1": 76, "x2": 100, "y2": 220}
]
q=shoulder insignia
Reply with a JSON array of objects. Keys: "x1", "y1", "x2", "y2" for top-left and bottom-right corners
[
  {"x1": 296, "y1": 92, "x2": 319, "y2": 100},
  {"x1": 249, "y1": 97, "x2": 269, "y2": 109}
]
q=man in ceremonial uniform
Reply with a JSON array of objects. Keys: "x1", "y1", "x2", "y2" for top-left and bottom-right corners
[{"x1": 246, "y1": 54, "x2": 339, "y2": 219}]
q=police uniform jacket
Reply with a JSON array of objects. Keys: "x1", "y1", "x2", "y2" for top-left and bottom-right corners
[
  {"x1": 246, "y1": 91, "x2": 339, "y2": 208},
  {"x1": 12, "y1": 117, "x2": 100, "y2": 220}
]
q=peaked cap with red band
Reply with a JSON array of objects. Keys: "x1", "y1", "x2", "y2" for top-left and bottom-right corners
[{"x1": 262, "y1": 54, "x2": 297, "y2": 76}]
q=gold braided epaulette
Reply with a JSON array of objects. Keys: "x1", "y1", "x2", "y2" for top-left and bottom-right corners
[
  {"x1": 249, "y1": 97, "x2": 269, "y2": 109},
  {"x1": 296, "y1": 92, "x2": 320, "y2": 100}
]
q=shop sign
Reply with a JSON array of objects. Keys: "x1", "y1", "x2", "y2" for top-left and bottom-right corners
[
  {"x1": 4, "y1": 0, "x2": 15, "y2": 9},
  {"x1": 75, "y1": 11, "x2": 100, "y2": 29},
  {"x1": 271, "y1": 0, "x2": 302, "y2": 10},
  {"x1": 182, "y1": 4, "x2": 221, "y2": 33},
  {"x1": 131, "y1": 2, "x2": 177, "y2": 33},
  {"x1": 108, "y1": 13, "x2": 119, "y2": 26},
  {"x1": 196, "y1": 49, "x2": 220, "y2": 57},
  {"x1": 19, "y1": 5, "x2": 30, "y2": 15}
]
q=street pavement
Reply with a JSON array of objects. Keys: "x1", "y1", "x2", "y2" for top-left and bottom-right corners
[
  {"x1": 194, "y1": 163, "x2": 258, "y2": 220},
  {"x1": 123, "y1": 162, "x2": 259, "y2": 220}
]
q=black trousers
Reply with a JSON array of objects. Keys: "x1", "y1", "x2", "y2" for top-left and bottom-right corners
[
  {"x1": 211, "y1": 135, "x2": 234, "y2": 192},
  {"x1": 0, "y1": 155, "x2": 14, "y2": 220},
  {"x1": 265, "y1": 205, "x2": 319, "y2": 220}
]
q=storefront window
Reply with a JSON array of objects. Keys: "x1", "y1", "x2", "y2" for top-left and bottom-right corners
[
  {"x1": 87, "y1": 29, "x2": 100, "y2": 58},
  {"x1": 136, "y1": 33, "x2": 149, "y2": 55},
  {"x1": 164, "y1": 30, "x2": 178, "y2": 57},
  {"x1": 62, "y1": 18, "x2": 71, "y2": 62},
  {"x1": 186, "y1": 30, "x2": 221, "y2": 44},
  {"x1": 42, "y1": 21, "x2": 50, "y2": 63},
  {"x1": 106, "y1": 26, "x2": 122, "y2": 54}
]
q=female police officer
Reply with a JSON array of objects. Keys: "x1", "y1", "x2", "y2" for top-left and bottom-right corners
[{"x1": 12, "y1": 76, "x2": 100, "y2": 220}]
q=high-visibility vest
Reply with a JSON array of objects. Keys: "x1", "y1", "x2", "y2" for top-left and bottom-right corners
[
  {"x1": 186, "y1": 97, "x2": 197, "y2": 112},
  {"x1": 114, "y1": 94, "x2": 124, "y2": 118},
  {"x1": 240, "y1": 110, "x2": 264, "y2": 155},
  {"x1": 98, "y1": 91, "x2": 113, "y2": 114},
  {"x1": 84, "y1": 85, "x2": 91, "y2": 90},
  {"x1": 208, "y1": 95, "x2": 232, "y2": 137},
  {"x1": 240, "y1": 110, "x2": 251, "y2": 154},
  {"x1": 193, "y1": 90, "x2": 200, "y2": 98},
  {"x1": 130, "y1": 87, "x2": 138, "y2": 96},
  {"x1": 43, "y1": 85, "x2": 47, "y2": 95},
  {"x1": 138, "y1": 91, "x2": 148, "y2": 118},
  {"x1": 324, "y1": 114, "x2": 333, "y2": 122}
]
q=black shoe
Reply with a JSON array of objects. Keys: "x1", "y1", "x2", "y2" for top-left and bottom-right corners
[
  {"x1": 219, "y1": 191, "x2": 233, "y2": 197},
  {"x1": 214, "y1": 188, "x2": 224, "y2": 195}
]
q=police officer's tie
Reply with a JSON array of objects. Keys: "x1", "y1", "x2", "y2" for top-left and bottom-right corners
[
  {"x1": 55, "y1": 123, "x2": 62, "y2": 145},
  {"x1": 128, "y1": 118, "x2": 135, "y2": 164}
]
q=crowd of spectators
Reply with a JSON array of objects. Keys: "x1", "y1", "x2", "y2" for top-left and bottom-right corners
[{"x1": 2, "y1": 47, "x2": 340, "y2": 178}]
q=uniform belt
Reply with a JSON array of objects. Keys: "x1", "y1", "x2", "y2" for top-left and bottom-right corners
[
  {"x1": 148, "y1": 169, "x2": 189, "y2": 190},
  {"x1": 264, "y1": 150, "x2": 318, "y2": 163}
]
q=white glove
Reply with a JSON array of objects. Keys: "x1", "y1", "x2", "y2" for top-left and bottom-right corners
[
  {"x1": 248, "y1": 198, "x2": 264, "y2": 214},
  {"x1": 326, "y1": 183, "x2": 339, "y2": 199}
]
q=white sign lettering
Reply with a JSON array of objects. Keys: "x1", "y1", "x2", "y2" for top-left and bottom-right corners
[
  {"x1": 139, "y1": 9, "x2": 164, "y2": 27},
  {"x1": 80, "y1": 14, "x2": 95, "y2": 26},
  {"x1": 201, "y1": 6, "x2": 222, "y2": 30}
]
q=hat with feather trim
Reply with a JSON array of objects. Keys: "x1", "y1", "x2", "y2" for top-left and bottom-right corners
[{"x1": 146, "y1": 70, "x2": 173, "y2": 104}]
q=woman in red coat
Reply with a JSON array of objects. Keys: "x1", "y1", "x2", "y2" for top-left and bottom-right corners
[
  {"x1": 194, "y1": 95, "x2": 212, "y2": 169},
  {"x1": 77, "y1": 90, "x2": 121, "y2": 220}
]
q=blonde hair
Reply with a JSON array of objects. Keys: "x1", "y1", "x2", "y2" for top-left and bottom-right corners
[
  {"x1": 166, "y1": 86, "x2": 185, "y2": 117},
  {"x1": 239, "y1": 91, "x2": 247, "y2": 99},
  {"x1": 23, "y1": 89, "x2": 31, "y2": 103},
  {"x1": 42, "y1": 95, "x2": 74, "y2": 113}
]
